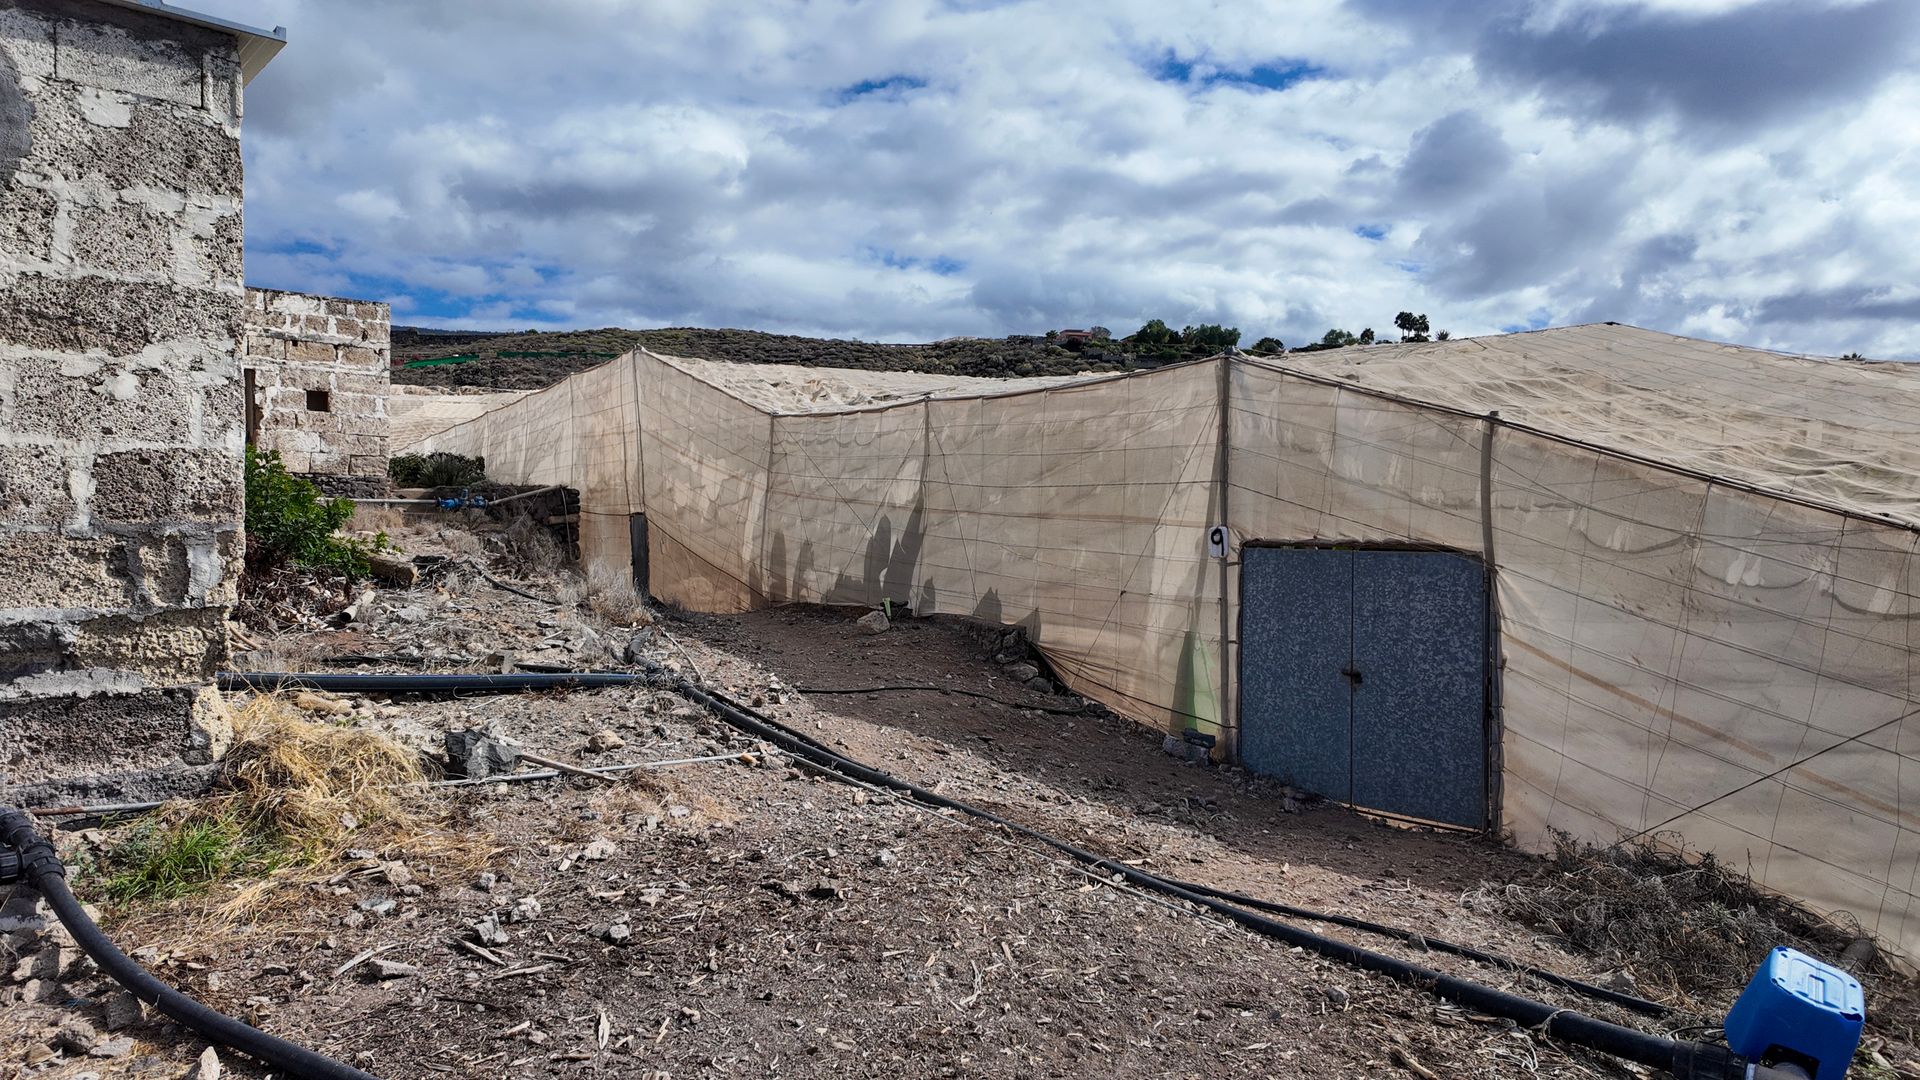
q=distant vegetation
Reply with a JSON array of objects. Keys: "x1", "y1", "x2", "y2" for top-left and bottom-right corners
[
  {"x1": 389, "y1": 451, "x2": 487, "y2": 488},
  {"x1": 390, "y1": 313, "x2": 1446, "y2": 391}
]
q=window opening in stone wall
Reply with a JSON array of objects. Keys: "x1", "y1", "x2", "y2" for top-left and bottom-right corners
[{"x1": 306, "y1": 389, "x2": 331, "y2": 412}]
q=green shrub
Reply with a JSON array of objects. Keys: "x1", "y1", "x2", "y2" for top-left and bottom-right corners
[
  {"x1": 245, "y1": 447, "x2": 378, "y2": 577},
  {"x1": 389, "y1": 451, "x2": 487, "y2": 487}
]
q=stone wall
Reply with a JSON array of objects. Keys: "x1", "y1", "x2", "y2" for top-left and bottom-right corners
[
  {"x1": 242, "y1": 287, "x2": 390, "y2": 488},
  {"x1": 0, "y1": 0, "x2": 248, "y2": 797}
]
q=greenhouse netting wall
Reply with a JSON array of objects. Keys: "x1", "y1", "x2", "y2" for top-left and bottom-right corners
[{"x1": 411, "y1": 339, "x2": 1920, "y2": 960}]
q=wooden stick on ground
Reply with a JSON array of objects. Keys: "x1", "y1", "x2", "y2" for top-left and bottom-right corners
[{"x1": 517, "y1": 751, "x2": 618, "y2": 782}]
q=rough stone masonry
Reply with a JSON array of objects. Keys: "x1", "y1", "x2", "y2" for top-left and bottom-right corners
[
  {"x1": 0, "y1": 0, "x2": 262, "y2": 801},
  {"x1": 242, "y1": 286, "x2": 392, "y2": 498}
]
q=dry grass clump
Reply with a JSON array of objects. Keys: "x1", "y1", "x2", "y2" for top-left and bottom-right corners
[
  {"x1": 93, "y1": 696, "x2": 426, "y2": 908},
  {"x1": 349, "y1": 505, "x2": 405, "y2": 534},
  {"x1": 579, "y1": 562, "x2": 651, "y2": 628},
  {"x1": 496, "y1": 511, "x2": 568, "y2": 575},
  {"x1": 1476, "y1": 832, "x2": 1900, "y2": 1011},
  {"x1": 436, "y1": 525, "x2": 486, "y2": 557},
  {"x1": 217, "y1": 695, "x2": 423, "y2": 851}
]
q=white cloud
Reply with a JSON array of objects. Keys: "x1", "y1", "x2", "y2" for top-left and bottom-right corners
[{"x1": 209, "y1": 0, "x2": 1920, "y2": 356}]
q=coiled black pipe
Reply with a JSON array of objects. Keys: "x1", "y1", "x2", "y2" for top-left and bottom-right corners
[
  {"x1": 222, "y1": 669, "x2": 1737, "y2": 1075},
  {"x1": 0, "y1": 808, "x2": 381, "y2": 1080}
]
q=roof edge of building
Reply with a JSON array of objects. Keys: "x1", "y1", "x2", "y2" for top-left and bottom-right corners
[{"x1": 93, "y1": 0, "x2": 286, "y2": 84}]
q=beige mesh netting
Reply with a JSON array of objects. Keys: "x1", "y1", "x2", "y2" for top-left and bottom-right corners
[{"x1": 407, "y1": 326, "x2": 1920, "y2": 959}]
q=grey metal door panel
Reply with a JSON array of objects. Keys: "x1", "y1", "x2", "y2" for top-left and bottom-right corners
[
  {"x1": 1350, "y1": 550, "x2": 1487, "y2": 828},
  {"x1": 1237, "y1": 546, "x2": 1352, "y2": 801}
]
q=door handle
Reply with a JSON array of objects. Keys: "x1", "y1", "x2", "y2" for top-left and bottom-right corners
[{"x1": 1341, "y1": 665, "x2": 1363, "y2": 686}]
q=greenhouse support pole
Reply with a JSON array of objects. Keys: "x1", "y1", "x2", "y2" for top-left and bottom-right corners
[{"x1": 1216, "y1": 353, "x2": 1235, "y2": 760}]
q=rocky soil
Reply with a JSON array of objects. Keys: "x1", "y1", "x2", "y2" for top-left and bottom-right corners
[{"x1": 5, "y1": 516, "x2": 1918, "y2": 1079}]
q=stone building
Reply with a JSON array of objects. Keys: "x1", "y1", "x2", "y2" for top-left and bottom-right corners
[
  {"x1": 0, "y1": 0, "x2": 285, "y2": 801},
  {"x1": 242, "y1": 286, "x2": 391, "y2": 497}
]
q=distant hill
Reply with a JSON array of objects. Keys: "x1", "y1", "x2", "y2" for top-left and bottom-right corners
[{"x1": 390, "y1": 326, "x2": 1217, "y2": 390}]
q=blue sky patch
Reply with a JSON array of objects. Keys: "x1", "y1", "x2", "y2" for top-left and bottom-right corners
[
  {"x1": 868, "y1": 247, "x2": 966, "y2": 275},
  {"x1": 1151, "y1": 52, "x2": 1323, "y2": 92},
  {"x1": 837, "y1": 75, "x2": 928, "y2": 102},
  {"x1": 1353, "y1": 224, "x2": 1387, "y2": 241}
]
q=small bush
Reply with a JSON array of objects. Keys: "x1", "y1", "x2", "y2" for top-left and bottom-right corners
[
  {"x1": 1476, "y1": 831, "x2": 1895, "y2": 1010},
  {"x1": 582, "y1": 562, "x2": 651, "y2": 627},
  {"x1": 390, "y1": 451, "x2": 486, "y2": 487},
  {"x1": 245, "y1": 447, "x2": 381, "y2": 579},
  {"x1": 496, "y1": 511, "x2": 568, "y2": 575}
]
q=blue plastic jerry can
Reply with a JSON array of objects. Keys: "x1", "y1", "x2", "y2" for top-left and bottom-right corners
[{"x1": 1723, "y1": 947, "x2": 1864, "y2": 1078}]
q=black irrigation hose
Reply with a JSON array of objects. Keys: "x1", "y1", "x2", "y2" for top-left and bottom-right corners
[
  {"x1": 764, "y1": 683, "x2": 1664, "y2": 1013},
  {"x1": 648, "y1": 672, "x2": 1707, "y2": 1073},
  {"x1": 221, "y1": 669, "x2": 1739, "y2": 1076},
  {"x1": 797, "y1": 683, "x2": 1091, "y2": 717},
  {"x1": 0, "y1": 809, "x2": 380, "y2": 1080},
  {"x1": 475, "y1": 568, "x2": 561, "y2": 606},
  {"x1": 1158, "y1": 874, "x2": 1671, "y2": 1016},
  {"x1": 218, "y1": 671, "x2": 641, "y2": 693}
]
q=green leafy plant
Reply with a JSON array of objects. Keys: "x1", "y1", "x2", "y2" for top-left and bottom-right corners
[
  {"x1": 389, "y1": 451, "x2": 487, "y2": 487},
  {"x1": 244, "y1": 446, "x2": 376, "y2": 578}
]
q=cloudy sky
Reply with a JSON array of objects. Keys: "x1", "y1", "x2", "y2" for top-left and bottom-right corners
[{"x1": 211, "y1": 0, "x2": 1920, "y2": 356}]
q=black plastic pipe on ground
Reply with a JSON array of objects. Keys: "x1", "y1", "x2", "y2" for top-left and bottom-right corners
[
  {"x1": 218, "y1": 671, "x2": 637, "y2": 693},
  {"x1": 0, "y1": 808, "x2": 380, "y2": 1080},
  {"x1": 222, "y1": 669, "x2": 1754, "y2": 1078}
]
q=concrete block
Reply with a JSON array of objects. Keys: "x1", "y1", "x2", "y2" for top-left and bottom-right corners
[
  {"x1": 285, "y1": 338, "x2": 334, "y2": 365},
  {"x1": 89, "y1": 448, "x2": 239, "y2": 524},
  {"x1": 201, "y1": 52, "x2": 240, "y2": 129},
  {"x1": 243, "y1": 332, "x2": 285, "y2": 360},
  {"x1": 0, "y1": 5, "x2": 56, "y2": 81},
  {"x1": 0, "y1": 687, "x2": 208, "y2": 787},
  {"x1": 0, "y1": 532, "x2": 133, "y2": 610},
  {"x1": 259, "y1": 290, "x2": 326, "y2": 318},
  {"x1": 0, "y1": 275, "x2": 239, "y2": 356},
  {"x1": 0, "y1": 443, "x2": 75, "y2": 527},
  {"x1": 339, "y1": 345, "x2": 384, "y2": 371},
  {"x1": 0, "y1": 617, "x2": 72, "y2": 678},
  {"x1": 67, "y1": 608, "x2": 225, "y2": 684},
  {"x1": 182, "y1": 207, "x2": 241, "y2": 283},
  {"x1": 28, "y1": 90, "x2": 240, "y2": 197},
  {"x1": 54, "y1": 16, "x2": 203, "y2": 107},
  {"x1": 66, "y1": 198, "x2": 174, "y2": 276},
  {"x1": 7, "y1": 359, "x2": 193, "y2": 443},
  {"x1": 129, "y1": 531, "x2": 190, "y2": 607},
  {"x1": 0, "y1": 183, "x2": 57, "y2": 264}
]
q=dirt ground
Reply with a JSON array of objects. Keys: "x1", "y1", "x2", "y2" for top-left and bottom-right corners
[{"x1": 5, "y1": 519, "x2": 1919, "y2": 1079}]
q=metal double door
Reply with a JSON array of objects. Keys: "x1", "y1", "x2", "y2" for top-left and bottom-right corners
[{"x1": 1239, "y1": 546, "x2": 1488, "y2": 829}]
